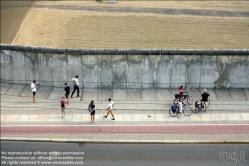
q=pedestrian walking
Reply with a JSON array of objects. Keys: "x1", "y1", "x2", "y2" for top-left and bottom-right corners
[
  {"x1": 88, "y1": 100, "x2": 96, "y2": 122},
  {"x1": 60, "y1": 95, "x2": 67, "y2": 118},
  {"x1": 104, "y1": 98, "x2": 115, "y2": 120},
  {"x1": 71, "y1": 75, "x2": 80, "y2": 98},
  {"x1": 64, "y1": 83, "x2": 70, "y2": 104},
  {"x1": 31, "y1": 80, "x2": 38, "y2": 102},
  {"x1": 201, "y1": 89, "x2": 211, "y2": 112}
]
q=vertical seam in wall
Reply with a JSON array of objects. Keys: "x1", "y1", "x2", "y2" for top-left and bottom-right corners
[
  {"x1": 24, "y1": 52, "x2": 27, "y2": 85},
  {"x1": 200, "y1": 55, "x2": 202, "y2": 89}
]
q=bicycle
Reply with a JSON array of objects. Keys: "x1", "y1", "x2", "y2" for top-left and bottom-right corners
[
  {"x1": 195, "y1": 99, "x2": 210, "y2": 113},
  {"x1": 169, "y1": 103, "x2": 193, "y2": 117},
  {"x1": 173, "y1": 91, "x2": 193, "y2": 105}
]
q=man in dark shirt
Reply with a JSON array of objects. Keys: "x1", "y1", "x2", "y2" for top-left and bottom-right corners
[
  {"x1": 64, "y1": 83, "x2": 70, "y2": 104},
  {"x1": 201, "y1": 89, "x2": 210, "y2": 112}
]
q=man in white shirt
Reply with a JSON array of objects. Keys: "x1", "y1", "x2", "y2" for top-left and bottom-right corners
[
  {"x1": 71, "y1": 75, "x2": 80, "y2": 98},
  {"x1": 31, "y1": 80, "x2": 37, "y2": 102},
  {"x1": 104, "y1": 98, "x2": 115, "y2": 120}
]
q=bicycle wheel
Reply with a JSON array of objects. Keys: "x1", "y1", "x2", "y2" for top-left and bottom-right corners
[
  {"x1": 187, "y1": 96, "x2": 193, "y2": 105},
  {"x1": 169, "y1": 108, "x2": 178, "y2": 117},
  {"x1": 195, "y1": 107, "x2": 201, "y2": 113},
  {"x1": 173, "y1": 99, "x2": 178, "y2": 106},
  {"x1": 183, "y1": 106, "x2": 193, "y2": 116}
]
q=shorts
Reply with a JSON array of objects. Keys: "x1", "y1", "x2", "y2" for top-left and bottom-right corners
[
  {"x1": 61, "y1": 107, "x2": 65, "y2": 112},
  {"x1": 32, "y1": 91, "x2": 36, "y2": 96},
  {"x1": 65, "y1": 93, "x2": 70, "y2": 98},
  {"x1": 90, "y1": 111, "x2": 95, "y2": 115}
]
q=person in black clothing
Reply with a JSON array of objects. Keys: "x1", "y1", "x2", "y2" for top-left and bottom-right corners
[
  {"x1": 64, "y1": 83, "x2": 70, "y2": 104},
  {"x1": 201, "y1": 89, "x2": 210, "y2": 112},
  {"x1": 88, "y1": 100, "x2": 96, "y2": 122}
]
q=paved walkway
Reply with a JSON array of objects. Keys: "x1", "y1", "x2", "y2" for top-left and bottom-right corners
[
  {"x1": 1, "y1": 113, "x2": 249, "y2": 123},
  {"x1": 1, "y1": 84, "x2": 249, "y2": 143}
]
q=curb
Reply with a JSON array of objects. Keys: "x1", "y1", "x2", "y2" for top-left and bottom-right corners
[{"x1": 1, "y1": 137, "x2": 249, "y2": 144}]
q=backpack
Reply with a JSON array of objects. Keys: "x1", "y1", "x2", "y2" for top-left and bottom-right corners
[
  {"x1": 171, "y1": 106, "x2": 177, "y2": 113},
  {"x1": 61, "y1": 101, "x2": 65, "y2": 107}
]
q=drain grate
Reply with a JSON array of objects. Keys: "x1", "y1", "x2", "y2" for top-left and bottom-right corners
[{"x1": 77, "y1": 143, "x2": 85, "y2": 148}]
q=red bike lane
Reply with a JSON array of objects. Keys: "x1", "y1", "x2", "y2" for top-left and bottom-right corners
[{"x1": 1, "y1": 124, "x2": 249, "y2": 134}]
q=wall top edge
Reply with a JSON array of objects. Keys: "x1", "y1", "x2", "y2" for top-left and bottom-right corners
[{"x1": 1, "y1": 44, "x2": 249, "y2": 55}]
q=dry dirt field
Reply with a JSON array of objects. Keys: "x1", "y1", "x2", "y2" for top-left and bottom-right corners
[{"x1": 12, "y1": 1, "x2": 249, "y2": 49}]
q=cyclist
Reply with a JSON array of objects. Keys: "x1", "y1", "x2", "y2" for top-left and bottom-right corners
[
  {"x1": 178, "y1": 94, "x2": 184, "y2": 115},
  {"x1": 201, "y1": 89, "x2": 210, "y2": 112},
  {"x1": 178, "y1": 85, "x2": 184, "y2": 95}
]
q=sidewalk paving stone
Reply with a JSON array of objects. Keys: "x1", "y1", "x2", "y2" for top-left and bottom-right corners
[
  {"x1": 82, "y1": 89, "x2": 97, "y2": 101},
  {"x1": 5, "y1": 115, "x2": 19, "y2": 122},
  {"x1": 241, "y1": 113, "x2": 249, "y2": 121},
  {"x1": 156, "y1": 114, "x2": 167, "y2": 121},
  {"x1": 36, "y1": 87, "x2": 53, "y2": 99},
  {"x1": 48, "y1": 114, "x2": 62, "y2": 122},
  {"x1": 37, "y1": 114, "x2": 49, "y2": 122},
  {"x1": 123, "y1": 114, "x2": 132, "y2": 121},
  {"x1": 20, "y1": 85, "x2": 34, "y2": 97},
  {"x1": 178, "y1": 116, "x2": 190, "y2": 121},
  {"x1": 62, "y1": 114, "x2": 73, "y2": 122},
  {"x1": 98, "y1": 89, "x2": 112, "y2": 101},
  {"x1": 200, "y1": 114, "x2": 211, "y2": 121},
  {"x1": 113, "y1": 89, "x2": 127, "y2": 101},
  {"x1": 244, "y1": 89, "x2": 249, "y2": 100},
  {"x1": 29, "y1": 115, "x2": 38, "y2": 122},
  {"x1": 227, "y1": 113, "x2": 242, "y2": 121},
  {"x1": 19, "y1": 115, "x2": 30, "y2": 122},
  {"x1": 215, "y1": 89, "x2": 232, "y2": 101},
  {"x1": 210, "y1": 114, "x2": 221, "y2": 121},
  {"x1": 165, "y1": 114, "x2": 179, "y2": 121},
  {"x1": 189, "y1": 89, "x2": 201, "y2": 102},
  {"x1": 142, "y1": 114, "x2": 156, "y2": 121},
  {"x1": 230, "y1": 89, "x2": 247, "y2": 101},
  {"x1": 157, "y1": 89, "x2": 173, "y2": 101},
  {"x1": 48, "y1": 88, "x2": 63, "y2": 100},
  {"x1": 1, "y1": 115, "x2": 6, "y2": 122},
  {"x1": 114, "y1": 114, "x2": 123, "y2": 121},
  {"x1": 142, "y1": 89, "x2": 157, "y2": 101},
  {"x1": 190, "y1": 114, "x2": 202, "y2": 121},
  {"x1": 6, "y1": 85, "x2": 25, "y2": 96},
  {"x1": 73, "y1": 114, "x2": 82, "y2": 122},
  {"x1": 219, "y1": 114, "x2": 228, "y2": 121},
  {"x1": 1, "y1": 83, "x2": 11, "y2": 95},
  {"x1": 132, "y1": 114, "x2": 143, "y2": 121}
]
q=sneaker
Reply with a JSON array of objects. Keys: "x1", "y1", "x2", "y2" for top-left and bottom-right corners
[
  {"x1": 104, "y1": 115, "x2": 107, "y2": 118},
  {"x1": 111, "y1": 118, "x2": 115, "y2": 120}
]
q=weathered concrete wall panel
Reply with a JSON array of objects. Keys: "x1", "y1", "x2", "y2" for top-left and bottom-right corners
[
  {"x1": 10, "y1": 51, "x2": 26, "y2": 84},
  {"x1": 186, "y1": 55, "x2": 201, "y2": 89},
  {"x1": 112, "y1": 55, "x2": 127, "y2": 89},
  {"x1": 171, "y1": 55, "x2": 186, "y2": 88},
  {"x1": 157, "y1": 55, "x2": 172, "y2": 88},
  {"x1": 200, "y1": 56, "x2": 218, "y2": 88},
  {"x1": 67, "y1": 54, "x2": 82, "y2": 87},
  {"x1": 82, "y1": 55, "x2": 97, "y2": 89},
  {"x1": 24, "y1": 52, "x2": 39, "y2": 85},
  {"x1": 1, "y1": 46, "x2": 248, "y2": 89},
  {"x1": 1, "y1": 50, "x2": 11, "y2": 83},
  {"x1": 38, "y1": 53, "x2": 53, "y2": 87}
]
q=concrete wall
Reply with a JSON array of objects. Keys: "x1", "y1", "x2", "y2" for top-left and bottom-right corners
[{"x1": 1, "y1": 44, "x2": 248, "y2": 89}]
